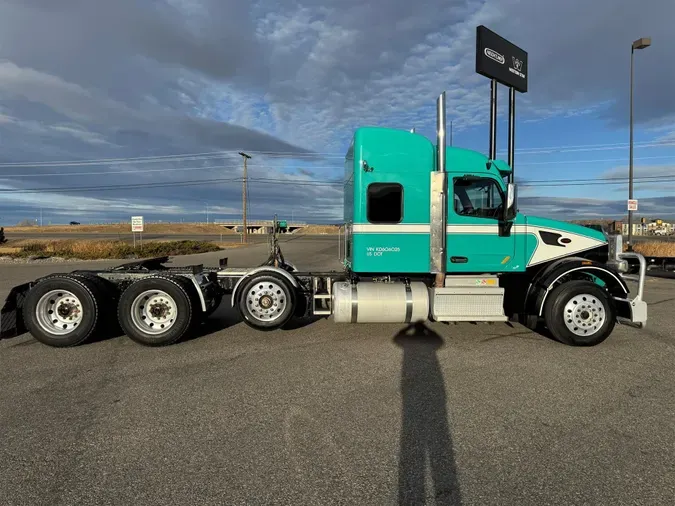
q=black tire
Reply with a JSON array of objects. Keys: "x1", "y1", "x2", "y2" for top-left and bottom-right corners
[
  {"x1": 22, "y1": 274, "x2": 102, "y2": 347},
  {"x1": 117, "y1": 275, "x2": 200, "y2": 346},
  {"x1": 543, "y1": 280, "x2": 616, "y2": 346},
  {"x1": 237, "y1": 273, "x2": 296, "y2": 331},
  {"x1": 521, "y1": 313, "x2": 540, "y2": 331},
  {"x1": 69, "y1": 273, "x2": 121, "y2": 336}
]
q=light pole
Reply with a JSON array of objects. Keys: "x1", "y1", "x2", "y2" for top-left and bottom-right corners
[
  {"x1": 238, "y1": 152, "x2": 251, "y2": 243},
  {"x1": 628, "y1": 36, "x2": 651, "y2": 250}
]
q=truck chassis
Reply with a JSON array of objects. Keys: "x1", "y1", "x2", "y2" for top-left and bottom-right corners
[{"x1": 0, "y1": 227, "x2": 647, "y2": 349}]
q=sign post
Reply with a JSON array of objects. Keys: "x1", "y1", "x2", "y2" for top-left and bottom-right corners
[
  {"x1": 131, "y1": 216, "x2": 144, "y2": 249},
  {"x1": 475, "y1": 25, "x2": 528, "y2": 183}
]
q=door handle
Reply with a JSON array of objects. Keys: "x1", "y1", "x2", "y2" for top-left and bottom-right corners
[{"x1": 451, "y1": 256, "x2": 468, "y2": 263}]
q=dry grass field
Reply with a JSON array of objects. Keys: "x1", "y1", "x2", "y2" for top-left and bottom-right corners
[
  {"x1": 631, "y1": 241, "x2": 675, "y2": 257},
  {"x1": 296, "y1": 225, "x2": 340, "y2": 234},
  {"x1": 0, "y1": 239, "x2": 245, "y2": 259},
  {"x1": 3, "y1": 223, "x2": 236, "y2": 235}
]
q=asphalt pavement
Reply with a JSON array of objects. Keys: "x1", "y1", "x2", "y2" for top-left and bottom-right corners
[{"x1": 0, "y1": 236, "x2": 674, "y2": 505}]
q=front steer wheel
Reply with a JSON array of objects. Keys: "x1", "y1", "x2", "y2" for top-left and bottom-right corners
[
  {"x1": 543, "y1": 280, "x2": 616, "y2": 346},
  {"x1": 237, "y1": 273, "x2": 296, "y2": 331},
  {"x1": 118, "y1": 275, "x2": 201, "y2": 346}
]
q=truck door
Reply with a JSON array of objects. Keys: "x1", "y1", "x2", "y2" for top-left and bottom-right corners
[{"x1": 446, "y1": 175, "x2": 516, "y2": 272}]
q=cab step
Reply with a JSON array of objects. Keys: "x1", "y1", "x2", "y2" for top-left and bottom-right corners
[
  {"x1": 430, "y1": 285, "x2": 507, "y2": 322},
  {"x1": 312, "y1": 277, "x2": 333, "y2": 316}
]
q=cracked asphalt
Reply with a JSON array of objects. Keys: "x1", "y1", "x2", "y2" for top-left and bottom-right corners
[{"x1": 1, "y1": 236, "x2": 674, "y2": 505}]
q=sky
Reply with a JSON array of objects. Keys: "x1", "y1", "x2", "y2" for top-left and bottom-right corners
[{"x1": 0, "y1": 0, "x2": 673, "y2": 225}]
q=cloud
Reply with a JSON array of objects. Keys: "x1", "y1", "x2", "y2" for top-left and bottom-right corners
[
  {"x1": 0, "y1": 0, "x2": 674, "y2": 225},
  {"x1": 519, "y1": 195, "x2": 675, "y2": 221}
]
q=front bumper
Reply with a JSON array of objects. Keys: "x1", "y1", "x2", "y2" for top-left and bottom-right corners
[{"x1": 612, "y1": 252, "x2": 647, "y2": 328}]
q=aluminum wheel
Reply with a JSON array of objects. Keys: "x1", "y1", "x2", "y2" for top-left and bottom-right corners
[
  {"x1": 35, "y1": 289, "x2": 83, "y2": 336},
  {"x1": 130, "y1": 289, "x2": 178, "y2": 335},
  {"x1": 245, "y1": 280, "x2": 288, "y2": 323},
  {"x1": 563, "y1": 293, "x2": 606, "y2": 337}
]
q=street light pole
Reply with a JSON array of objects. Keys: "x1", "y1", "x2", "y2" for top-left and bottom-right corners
[
  {"x1": 628, "y1": 37, "x2": 651, "y2": 250},
  {"x1": 238, "y1": 152, "x2": 252, "y2": 243}
]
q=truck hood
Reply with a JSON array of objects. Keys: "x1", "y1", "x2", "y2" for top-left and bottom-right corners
[{"x1": 523, "y1": 215, "x2": 607, "y2": 267}]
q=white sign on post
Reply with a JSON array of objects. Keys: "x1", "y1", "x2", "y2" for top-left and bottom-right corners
[
  {"x1": 627, "y1": 199, "x2": 638, "y2": 211},
  {"x1": 131, "y1": 216, "x2": 144, "y2": 232}
]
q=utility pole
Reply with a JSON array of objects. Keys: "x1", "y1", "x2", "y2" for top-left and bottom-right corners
[
  {"x1": 628, "y1": 37, "x2": 651, "y2": 250},
  {"x1": 238, "y1": 152, "x2": 251, "y2": 243}
]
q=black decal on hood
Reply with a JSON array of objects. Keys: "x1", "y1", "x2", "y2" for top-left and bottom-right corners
[{"x1": 539, "y1": 231, "x2": 569, "y2": 247}]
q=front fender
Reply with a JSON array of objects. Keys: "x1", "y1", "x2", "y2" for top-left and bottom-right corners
[
  {"x1": 230, "y1": 267, "x2": 300, "y2": 307},
  {"x1": 526, "y1": 258, "x2": 629, "y2": 317}
]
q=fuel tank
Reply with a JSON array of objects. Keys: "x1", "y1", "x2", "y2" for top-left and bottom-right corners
[{"x1": 332, "y1": 281, "x2": 429, "y2": 323}]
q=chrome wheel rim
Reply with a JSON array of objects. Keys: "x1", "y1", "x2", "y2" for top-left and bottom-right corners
[
  {"x1": 35, "y1": 290, "x2": 83, "y2": 336},
  {"x1": 246, "y1": 281, "x2": 287, "y2": 322},
  {"x1": 563, "y1": 293, "x2": 606, "y2": 336},
  {"x1": 130, "y1": 290, "x2": 177, "y2": 335}
]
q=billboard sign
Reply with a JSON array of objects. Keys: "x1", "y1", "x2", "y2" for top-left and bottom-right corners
[
  {"x1": 476, "y1": 25, "x2": 528, "y2": 93},
  {"x1": 131, "y1": 216, "x2": 144, "y2": 232}
]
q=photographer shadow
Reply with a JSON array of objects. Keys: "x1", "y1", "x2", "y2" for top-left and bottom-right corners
[{"x1": 393, "y1": 322, "x2": 462, "y2": 505}]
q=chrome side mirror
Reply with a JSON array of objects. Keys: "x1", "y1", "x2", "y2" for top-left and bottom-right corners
[{"x1": 504, "y1": 183, "x2": 517, "y2": 221}]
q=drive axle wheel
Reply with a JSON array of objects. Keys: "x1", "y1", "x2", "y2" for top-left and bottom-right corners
[
  {"x1": 237, "y1": 273, "x2": 295, "y2": 330},
  {"x1": 23, "y1": 275, "x2": 102, "y2": 347},
  {"x1": 118, "y1": 275, "x2": 200, "y2": 346},
  {"x1": 543, "y1": 280, "x2": 616, "y2": 346}
]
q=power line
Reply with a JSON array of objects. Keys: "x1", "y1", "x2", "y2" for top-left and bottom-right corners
[
  {"x1": 518, "y1": 154, "x2": 675, "y2": 166},
  {"x1": 522, "y1": 173, "x2": 675, "y2": 184},
  {"x1": 0, "y1": 150, "x2": 344, "y2": 169},
  {"x1": 1, "y1": 138, "x2": 674, "y2": 169},
  {"x1": 0, "y1": 164, "x2": 237, "y2": 178},
  {"x1": 3, "y1": 173, "x2": 675, "y2": 195},
  {"x1": 0, "y1": 163, "x2": 348, "y2": 178},
  {"x1": 498, "y1": 140, "x2": 675, "y2": 155}
]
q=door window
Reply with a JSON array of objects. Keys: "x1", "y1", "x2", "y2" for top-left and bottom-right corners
[{"x1": 453, "y1": 177, "x2": 504, "y2": 219}]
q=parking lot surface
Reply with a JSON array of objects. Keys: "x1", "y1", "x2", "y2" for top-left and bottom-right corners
[{"x1": 1, "y1": 236, "x2": 674, "y2": 505}]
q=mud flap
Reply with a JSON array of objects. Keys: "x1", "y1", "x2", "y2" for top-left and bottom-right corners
[{"x1": 1, "y1": 283, "x2": 32, "y2": 340}]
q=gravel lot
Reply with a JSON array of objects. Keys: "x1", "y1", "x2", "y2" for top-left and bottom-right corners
[{"x1": 1, "y1": 236, "x2": 673, "y2": 505}]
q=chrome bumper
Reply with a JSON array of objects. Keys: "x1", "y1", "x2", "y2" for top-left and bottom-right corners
[{"x1": 613, "y1": 252, "x2": 647, "y2": 328}]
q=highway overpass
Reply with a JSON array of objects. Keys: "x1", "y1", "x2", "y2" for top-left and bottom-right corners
[{"x1": 213, "y1": 220, "x2": 308, "y2": 234}]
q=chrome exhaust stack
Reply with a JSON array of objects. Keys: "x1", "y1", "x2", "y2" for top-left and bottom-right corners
[
  {"x1": 430, "y1": 92, "x2": 447, "y2": 285},
  {"x1": 436, "y1": 92, "x2": 446, "y2": 173}
]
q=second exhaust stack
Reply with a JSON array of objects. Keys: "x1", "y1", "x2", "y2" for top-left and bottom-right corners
[{"x1": 436, "y1": 91, "x2": 446, "y2": 172}]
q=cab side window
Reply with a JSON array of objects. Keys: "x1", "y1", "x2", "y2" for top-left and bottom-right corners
[
  {"x1": 367, "y1": 183, "x2": 403, "y2": 223},
  {"x1": 453, "y1": 177, "x2": 504, "y2": 219}
]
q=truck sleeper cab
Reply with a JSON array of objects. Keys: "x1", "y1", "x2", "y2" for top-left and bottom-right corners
[{"x1": 335, "y1": 122, "x2": 647, "y2": 346}]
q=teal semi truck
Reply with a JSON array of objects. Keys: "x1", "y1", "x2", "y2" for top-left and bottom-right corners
[{"x1": 0, "y1": 91, "x2": 647, "y2": 349}]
